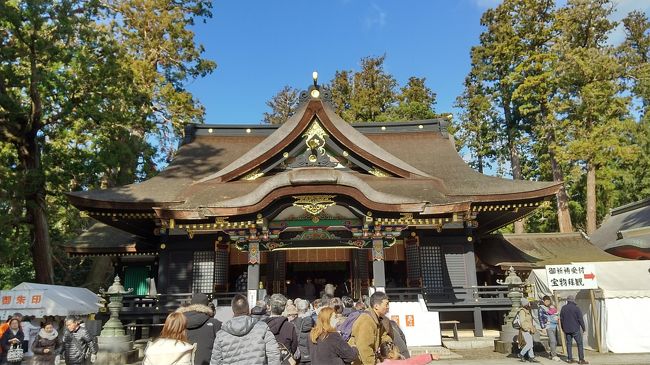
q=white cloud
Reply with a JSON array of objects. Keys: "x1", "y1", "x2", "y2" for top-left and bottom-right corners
[{"x1": 364, "y1": 3, "x2": 387, "y2": 29}]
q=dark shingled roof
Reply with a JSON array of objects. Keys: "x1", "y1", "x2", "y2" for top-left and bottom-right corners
[
  {"x1": 477, "y1": 232, "x2": 625, "y2": 270},
  {"x1": 64, "y1": 220, "x2": 155, "y2": 255},
  {"x1": 67, "y1": 97, "x2": 559, "y2": 224},
  {"x1": 590, "y1": 198, "x2": 650, "y2": 259}
]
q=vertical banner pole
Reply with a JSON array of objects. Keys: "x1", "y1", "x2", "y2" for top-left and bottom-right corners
[
  {"x1": 589, "y1": 289, "x2": 603, "y2": 353},
  {"x1": 555, "y1": 292, "x2": 567, "y2": 356}
]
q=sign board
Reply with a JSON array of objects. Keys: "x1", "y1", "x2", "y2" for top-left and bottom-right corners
[
  {"x1": 0, "y1": 290, "x2": 45, "y2": 310},
  {"x1": 546, "y1": 264, "x2": 598, "y2": 291},
  {"x1": 387, "y1": 301, "x2": 441, "y2": 347}
]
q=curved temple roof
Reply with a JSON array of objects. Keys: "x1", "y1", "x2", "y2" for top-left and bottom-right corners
[{"x1": 67, "y1": 86, "x2": 560, "y2": 234}]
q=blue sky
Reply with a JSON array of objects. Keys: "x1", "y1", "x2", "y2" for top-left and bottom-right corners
[{"x1": 187, "y1": 0, "x2": 650, "y2": 125}]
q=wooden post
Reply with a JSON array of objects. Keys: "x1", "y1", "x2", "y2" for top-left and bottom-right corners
[
  {"x1": 555, "y1": 293, "x2": 567, "y2": 356},
  {"x1": 589, "y1": 289, "x2": 603, "y2": 353}
]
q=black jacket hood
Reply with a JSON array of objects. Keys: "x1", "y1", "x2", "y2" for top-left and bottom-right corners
[
  {"x1": 177, "y1": 304, "x2": 213, "y2": 330},
  {"x1": 265, "y1": 315, "x2": 288, "y2": 335}
]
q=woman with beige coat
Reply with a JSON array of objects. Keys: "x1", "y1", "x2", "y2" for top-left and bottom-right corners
[{"x1": 143, "y1": 312, "x2": 196, "y2": 365}]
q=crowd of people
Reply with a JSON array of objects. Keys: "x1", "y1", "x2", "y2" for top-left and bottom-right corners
[
  {"x1": 143, "y1": 289, "x2": 439, "y2": 365},
  {"x1": 515, "y1": 295, "x2": 588, "y2": 364},
  {"x1": 0, "y1": 313, "x2": 97, "y2": 365}
]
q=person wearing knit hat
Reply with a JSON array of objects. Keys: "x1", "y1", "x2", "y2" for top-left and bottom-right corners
[
  {"x1": 516, "y1": 298, "x2": 539, "y2": 363},
  {"x1": 561, "y1": 295, "x2": 588, "y2": 364},
  {"x1": 177, "y1": 294, "x2": 222, "y2": 365}
]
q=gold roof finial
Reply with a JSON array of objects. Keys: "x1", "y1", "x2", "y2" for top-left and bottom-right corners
[{"x1": 312, "y1": 71, "x2": 318, "y2": 87}]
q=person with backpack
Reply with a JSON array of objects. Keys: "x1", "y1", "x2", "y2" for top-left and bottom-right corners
[
  {"x1": 514, "y1": 299, "x2": 539, "y2": 363},
  {"x1": 265, "y1": 294, "x2": 298, "y2": 365},
  {"x1": 308, "y1": 307, "x2": 358, "y2": 365},
  {"x1": 61, "y1": 316, "x2": 97, "y2": 365},
  {"x1": 293, "y1": 299, "x2": 314, "y2": 364},
  {"x1": 177, "y1": 293, "x2": 222, "y2": 365},
  {"x1": 348, "y1": 291, "x2": 392, "y2": 365}
]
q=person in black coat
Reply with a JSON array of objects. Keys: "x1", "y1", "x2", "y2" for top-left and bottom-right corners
[
  {"x1": 308, "y1": 307, "x2": 358, "y2": 365},
  {"x1": 560, "y1": 295, "x2": 588, "y2": 364},
  {"x1": 292, "y1": 300, "x2": 314, "y2": 364},
  {"x1": 32, "y1": 322, "x2": 62, "y2": 365},
  {"x1": 177, "y1": 293, "x2": 222, "y2": 365},
  {"x1": 1, "y1": 318, "x2": 25, "y2": 365}
]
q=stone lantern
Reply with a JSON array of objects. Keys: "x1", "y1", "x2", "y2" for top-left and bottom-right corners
[
  {"x1": 494, "y1": 266, "x2": 525, "y2": 353},
  {"x1": 96, "y1": 276, "x2": 138, "y2": 365}
]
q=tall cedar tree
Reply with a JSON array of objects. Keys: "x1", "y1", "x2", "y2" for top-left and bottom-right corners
[
  {"x1": 617, "y1": 11, "x2": 650, "y2": 202},
  {"x1": 0, "y1": 0, "x2": 214, "y2": 286},
  {"x1": 553, "y1": 0, "x2": 633, "y2": 234}
]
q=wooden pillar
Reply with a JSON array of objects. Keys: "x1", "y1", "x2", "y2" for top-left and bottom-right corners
[
  {"x1": 372, "y1": 238, "x2": 386, "y2": 290},
  {"x1": 465, "y1": 235, "x2": 483, "y2": 337},
  {"x1": 157, "y1": 233, "x2": 169, "y2": 293}
]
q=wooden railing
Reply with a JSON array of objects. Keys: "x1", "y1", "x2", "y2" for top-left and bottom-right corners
[
  {"x1": 386, "y1": 285, "x2": 511, "y2": 310},
  {"x1": 119, "y1": 291, "x2": 246, "y2": 315}
]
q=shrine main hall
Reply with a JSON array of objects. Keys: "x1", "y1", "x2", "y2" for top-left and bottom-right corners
[{"x1": 66, "y1": 82, "x2": 560, "y2": 334}]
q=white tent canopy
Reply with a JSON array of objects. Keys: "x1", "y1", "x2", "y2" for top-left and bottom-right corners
[
  {"x1": 0, "y1": 283, "x2": 101, "y2": 319},
  {"x1": 529, "y1": 261, "x2": 650, "y2": 353}
]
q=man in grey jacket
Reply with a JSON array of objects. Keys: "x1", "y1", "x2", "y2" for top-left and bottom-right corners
[{"x1": 210, "y1": 295, "x2": 280, "y2": 365}]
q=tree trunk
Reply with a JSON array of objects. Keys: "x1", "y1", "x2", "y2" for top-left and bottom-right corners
[
  {"x1": 509, "y1": 129, "x2": 525, "y2": 234},
  {"x1": 21, "y1": 37, "x2": 54, "y2": 284},
  {"x1": 20, "y1": 137, "x2": 54, "y2": 284},
  {"x1": 586, "y1": 162, "x2": 597, "y2": 235},
  {"x1": 83, "y1": 257, "x2": 114, "y2": 292},
  {"x1": 547, "y1": 132, "x2": 573, "y2": 232}
]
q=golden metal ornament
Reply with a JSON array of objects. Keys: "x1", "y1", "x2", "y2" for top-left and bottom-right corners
[
  {"x1": 242, "y1": 168, "x2": 264, "y2": 181},
  {"x1": 292, "y1": 195, "x2": 336, "y2": 216},
  {"x1": 369, "y1": 167, "x2": 390, "y2": 177},
  {"x1": 302, "y1": 120, "x2": 328, "y2": 149}
]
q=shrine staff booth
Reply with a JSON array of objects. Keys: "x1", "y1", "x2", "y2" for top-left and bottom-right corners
[{"x1": 528, "y1": 261, "x2": 650, "y2": 353}]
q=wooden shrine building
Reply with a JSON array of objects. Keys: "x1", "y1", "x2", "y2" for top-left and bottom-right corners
[{"x1": 66, "y1": 83, "x2": 561, "y2": 334}]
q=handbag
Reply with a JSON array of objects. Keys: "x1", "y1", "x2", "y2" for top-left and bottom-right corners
[{"x1": 7, "y1": 343, "x2": 24, "y2": 363}]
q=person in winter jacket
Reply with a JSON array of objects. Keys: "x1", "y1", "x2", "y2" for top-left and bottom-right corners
[
  {"x1": 177, "y1": 293, "x2": 222, "y2": 365},
  {"x1": 308, "y1": 307, "x2": 358, "y2": 365},
  {"x1": 143, "y1": 312, "x2": 196, "y2": 365},
  {"x1": 210, "y1": 294, "x2": 280, "y2": 365},
  {"x1": 348, "y1": 292, "x2": 392, "y2": 365},
  {"x1": 388, "y1": 320, "x2": 409, "y2": 359},
  {"x1": 31, "y1": 322, "x2": 62, "y2": 365},
  {"x1": 1, "y1": 318, "x2": 24, "y2": 365},
  {"x1": 292, "y1": 299, "x2": 314, "y2": 364},
  {"x1": 61, "y1": 317, "x2": 97, "y2": 365},
  {"x1": 265, "y1": 294, "x2": 298, "y2": 363},
  {"x1": 560, "y1": 295, "x2": 589, "y2": 364},
  {"x1": 538, "y1": 296, "x2": 560, "y2": 361},
  {"x1": 516, "y1": 299, "x2": 539, "y2": 363}
]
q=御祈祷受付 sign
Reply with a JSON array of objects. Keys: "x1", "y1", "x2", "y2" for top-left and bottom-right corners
[{"x1": 546, "y1": 264, "x2": 598, "y2": 291}]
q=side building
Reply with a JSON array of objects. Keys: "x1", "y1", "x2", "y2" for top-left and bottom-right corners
[{"x1": 65, "y1": 84, "x2": 561, "y2": 334}]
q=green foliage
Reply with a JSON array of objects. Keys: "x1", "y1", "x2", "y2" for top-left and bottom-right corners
[
  {"x1": 0, "y1": 0, "x2": 214, "y2": 288},
  {"x1": 263, "y1": 86, "x2": 299, "y2": 124},
  {"x1": 265, "y1": 55, "x2": 438, "y2": 124},
  {"x1": 456, "y1": 0, "x2": 646, "y2": 233}
]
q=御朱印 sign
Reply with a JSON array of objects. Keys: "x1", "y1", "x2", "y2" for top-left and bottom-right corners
[{"x1": 546, "y1": 264, "x2": 598, "y2": 291}]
